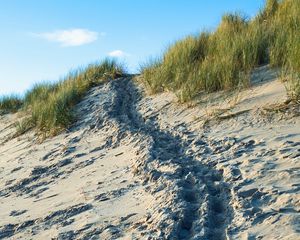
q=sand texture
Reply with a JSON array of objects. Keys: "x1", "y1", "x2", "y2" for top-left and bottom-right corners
[{"x1": 0, "y1": 66, "x2": 299, "y2": 239}]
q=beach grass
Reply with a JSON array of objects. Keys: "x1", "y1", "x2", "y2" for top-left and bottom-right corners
[
  {"x1": 0, "y1": 95, "x2": 23, "y2": 114},
  {"x1": 1, "y1": 58, "x2": 126, "y2": 136},
  {"x1": 26, "y1": 58, "x2": 125, "y2": 135},
  {"x1": 140, "y1": 0, "x2": 300, "y2": 102}
]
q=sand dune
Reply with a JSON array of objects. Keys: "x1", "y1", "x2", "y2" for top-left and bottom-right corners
[{"x1": 0, "y1": 67, "x2": 299, "y2": 239}]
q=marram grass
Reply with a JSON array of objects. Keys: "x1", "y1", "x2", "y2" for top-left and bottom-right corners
[
  {"x1": 141, "y1": 0, "x2": 300, "y2": 103},
  {"x1": 0, "y1": 95, "x2": 23, "y2": 113},
  {"x1": 26, "y1": 58, "x2": 126, "y2": 136},
  {"x1": 1, "y1": 58, "x2": 126, "y2": 136}
]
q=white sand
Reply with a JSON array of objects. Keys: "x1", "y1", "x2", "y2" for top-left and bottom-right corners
[
  {"x1": 0, "y1": 84, "x2": 153, "y2": 239},
  {"x1": 0, "y1": 66, "x2": 299, "y2": 239}
]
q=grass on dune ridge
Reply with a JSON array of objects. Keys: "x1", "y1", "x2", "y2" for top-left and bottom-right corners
[
  {"x1": 140, "y1": 0, "x2": 300, "y2": 103},
  {"x1": 0, "y1": 95, "x2": 23, "y2": 114},
  {"x1": 0, "y1": 58, "x2": 126, "y2": 136},
  {"x1": 1, "y1": 0, "x2": 299, "y2": 137}
]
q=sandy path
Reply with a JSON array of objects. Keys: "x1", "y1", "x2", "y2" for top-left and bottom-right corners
[
  {"x1": 104, "y1": 78, "x2": 233, "y2": 239},
  {"x1": 0, "y1": 73, "x2": 299, "y2": 239},
  {"x1": 0, "y1": 79, "x2": 153, "y2": 239},
  {"x1": 135, "y1": 70, "x2": 300, "y2": 239}
]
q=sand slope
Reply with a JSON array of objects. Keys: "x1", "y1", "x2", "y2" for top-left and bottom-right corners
[
  {"x1": 0, "y1": 66, "x2": 299, "y2": 239},
  {"x1": 0, "y1": 80, "x2": 153, "y2": 239}
]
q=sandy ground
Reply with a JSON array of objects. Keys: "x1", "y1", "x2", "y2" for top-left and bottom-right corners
[{"x1": 0, "y1": 66, "x2": 299, "y2": 239}]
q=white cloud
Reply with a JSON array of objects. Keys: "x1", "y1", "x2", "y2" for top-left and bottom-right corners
[
  {"x1": 108, "y1": 50, "x2": 130, "y2": 58},
  {"x1": 35, "y1": 29, "x2": 101, "y2": 47}
]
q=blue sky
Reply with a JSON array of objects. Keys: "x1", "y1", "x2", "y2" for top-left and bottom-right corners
[{"x1": 0, "y1": 0, "x2": 265, "y2": 95}]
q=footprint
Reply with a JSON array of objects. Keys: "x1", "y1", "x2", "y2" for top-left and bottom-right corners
[{"x1": 9, "y1": 210, "x2": 27, "y2": 216}]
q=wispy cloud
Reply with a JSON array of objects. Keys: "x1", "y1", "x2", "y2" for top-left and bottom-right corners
[
  {"x1": 108, "y1": 50, "x2": 130, "y2": 58},
  {"x1": 34, "y1": 29, "x2": 102, "y2": 47}
]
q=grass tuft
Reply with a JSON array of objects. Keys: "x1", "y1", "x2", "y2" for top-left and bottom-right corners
[
  {"x1": 25, "y1": 58, "x2": 126, "y2": 136},
  {"x1": 15, "y1": 117, "x2": 35, "y2": 136},
  {"x1": 0, "y1": 95, "x2": 23, "y2": 114},
  {"x1": 141, "y1": 0, "x2": 300, "y2": 103},
  {"x1": 1, "y1": 58, "x2": 126, "y2": 137}
]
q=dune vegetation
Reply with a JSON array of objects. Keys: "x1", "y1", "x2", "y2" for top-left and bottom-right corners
[
  {"x1": 0, "y1": 59, "x2": 126, "y2": 136},
  {"x1": 0, "y1": 95, "x2": 23, "y2": 114},
  {"x1": 1, "y1": 0, "x2": 299, "y2": 136},
  {"x1": 140, "y1": 0, "x2": 300, "y2": 102}
]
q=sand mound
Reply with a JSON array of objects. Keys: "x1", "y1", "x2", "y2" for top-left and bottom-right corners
[{"x1": 0, "y1": 66, "x2": 299, "y2": 239}]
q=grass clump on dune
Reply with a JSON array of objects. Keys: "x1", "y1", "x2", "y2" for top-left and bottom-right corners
[
  {"x1": 12, "y1": 58, "x2": 126, "y2": 136},
  {"x1": 26, "y1": 58, "x2": 125, "y2": 135},
  {"x1": 141, "y1": 0, "x2": 300, "y2": 103},
  {"x1": 270, "y1": 0, "x2": 300, "y2": 102},
  {"x1": 0, "y1": 95, "x2": 23, "y2": 114}
]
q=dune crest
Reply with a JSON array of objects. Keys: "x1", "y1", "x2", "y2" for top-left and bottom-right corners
[{"x1": 0, "y1": 69, "x2": 299, "y2": 239}]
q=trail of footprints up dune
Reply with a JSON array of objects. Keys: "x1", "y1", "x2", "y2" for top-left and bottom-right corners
[{"x1": 0, "y1": 76, "x2": 299, "y2": 239}]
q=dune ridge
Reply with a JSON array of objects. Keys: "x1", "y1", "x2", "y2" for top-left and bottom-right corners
[{"x1": 0, "y1": 68, "x2": 299, "y2": 239}]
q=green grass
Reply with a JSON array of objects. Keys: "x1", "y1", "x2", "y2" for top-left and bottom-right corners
[
  {"x1": 0, "y1": 95, "x2": 23, "y2": 113},
  {"x1": 14, "y1": 117, "x2": 35, "y2": 136},
  {"x1": 2, "y1": 58, "x2": 125, "y2": 136},
  {"x1": 26, "y1": 58, "x2": 125, "y2": 136},
  {"x1": 284, "y1": 70, "x2": 300, "y2": 102},
  {"x1": 2, "y1": 0, "x2": 299, "y2": 137},
  {"x1": 141, "y1": 0, "x2": 300, "y2": 103}
]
